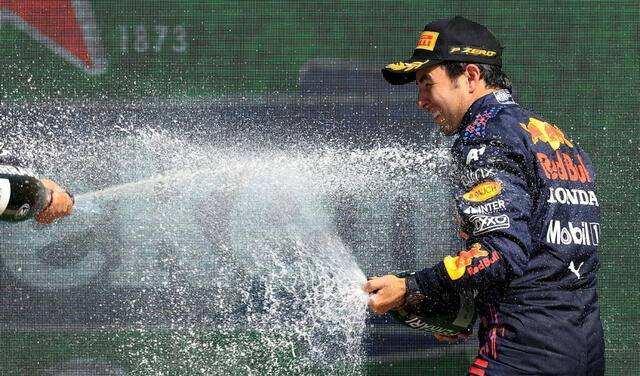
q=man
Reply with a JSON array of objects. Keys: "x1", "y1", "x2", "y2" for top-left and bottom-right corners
[
  {"x1": 0, "y1": 153, "x2": 73, "y2": 223},
  {"x1": 364, "y1": 16, "x2": 604, "y2": 375}
]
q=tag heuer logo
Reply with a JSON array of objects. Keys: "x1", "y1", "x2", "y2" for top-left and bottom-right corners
[{"x1": 0, "y1": 0, "x2": 107, "y2": 74}]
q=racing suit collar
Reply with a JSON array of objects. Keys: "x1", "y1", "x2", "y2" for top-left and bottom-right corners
[{"x1": 459, "y1": 89, "x2": 516, "y2": 131}]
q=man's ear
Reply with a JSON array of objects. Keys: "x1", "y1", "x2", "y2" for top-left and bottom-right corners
[{"x1": 464, "y1": 64, "x2": 482, "y2": 92}]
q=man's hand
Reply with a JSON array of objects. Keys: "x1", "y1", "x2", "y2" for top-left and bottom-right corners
[
  {"x1": 363, "y1": 275, "x2": 406, "y2": 314},
  {"x1": 35, "y1": 178, "x2": 74, "y2": 224},
  {"x1": 433, "y1": 330, "x2": 472, "y2": 343}
]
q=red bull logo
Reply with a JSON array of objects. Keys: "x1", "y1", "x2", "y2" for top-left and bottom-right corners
[
  {"x1": 444, "y1": 243, "x2": 491, "y2": 280},
  {"x1": 536, "y1": 151, "x2": 592, "y2": 183},
  {"x1": 416, "y1": 31, "x2": 438, "y2": 51},
  {"x1": 520, "y1": 118, "x2": 573, "y2": 150}
]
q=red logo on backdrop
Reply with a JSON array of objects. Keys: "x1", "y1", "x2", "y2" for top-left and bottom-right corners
[{"x1": 0, "y1": 0, "x2": 106, "y2": 74}]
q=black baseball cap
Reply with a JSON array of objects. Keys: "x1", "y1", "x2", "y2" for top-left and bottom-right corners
[{"x1": 382, "y1": 16, "x2": 503, "y2": 85}]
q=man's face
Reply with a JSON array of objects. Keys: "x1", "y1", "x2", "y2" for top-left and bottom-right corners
[{"x1": 416, "y1": 65, "x2": 470, "y2": 136}]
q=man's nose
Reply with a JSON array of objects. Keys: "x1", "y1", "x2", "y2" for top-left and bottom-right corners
[{"x1": 417, "y1": 95, "x2": 429, "y2": 109}]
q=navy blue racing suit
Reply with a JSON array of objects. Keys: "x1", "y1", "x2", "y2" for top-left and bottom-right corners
[{"x1": 414, "y1": 90, "x2": 604, "y2": 375}]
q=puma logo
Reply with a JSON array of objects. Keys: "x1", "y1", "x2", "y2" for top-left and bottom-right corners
[{"x1": 568, "y1": 261, "x2": 584, "y2": 279}]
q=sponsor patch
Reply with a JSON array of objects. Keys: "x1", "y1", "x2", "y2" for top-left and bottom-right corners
[
  {"x1": 520, "y1": 118, "x2": 574, "y2": 150},
  {"x1": 493, "y1": 89, "x2": 516, "y2": 104},
  {"x1": 444, "y1": 243, "x2": 500, "y2": 280},
  {"x1": 568, "y1": 261, "x2": 584, "y2": 279},
  {"x1": 416, "y1": 31, "x2": 439, "y2": 51},
  {"x1": 463, "y1": 181, "x2": 502, "y2": 202},
  {"x1": 460, "y1": 167, "x2": 496, "y2": 188},
  {"x1": 547, "y1": 187, "x2": 599, "y2": 206},
  {"x1": 469, "y1": 214, "x2": 511, "y2": 235},
  {"x1": 444, "y1": 243, "x2": 488, "y2": 280},
  {"x1": 465, "y1": 146, "x2": 486, "y2": 164},
  {"x1": 466, "y1": 251, "x2": 500, "y2": 277},
  {"x1": 463, "y1": 199, "x2": 506, "y2": 215},
  {"x1": 536, "y1": 151, "x2": 592, "y2": 183},
  {"x1": 546, "y1": 220, "x2": 600, "y2": 246}
]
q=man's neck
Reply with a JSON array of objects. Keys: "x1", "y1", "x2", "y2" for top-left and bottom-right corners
[{"x1": 471, "y1": 87, "x2": 500, "y2": 103}]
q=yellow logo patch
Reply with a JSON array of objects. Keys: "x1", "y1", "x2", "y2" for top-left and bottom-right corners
[
  {"x1": 416, "y1": 31, "x2": 439, "y2": 51},
  {"x1": 443, "y1": 243, "x2": 489, "y2": 280},
  {"x1": 463, "y1": 181, "x2": 501, "y2": 202},
  {"x1": 385, "y1": 61, "x2": 429, "y2": 72},
  {"x1": 520, "y1": 118, "x2": 574, "y2": 150}
]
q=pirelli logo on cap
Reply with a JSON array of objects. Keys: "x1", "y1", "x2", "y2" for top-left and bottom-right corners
[{"x1": 416, "y1": 31, "x2": 439, "y2": 51}]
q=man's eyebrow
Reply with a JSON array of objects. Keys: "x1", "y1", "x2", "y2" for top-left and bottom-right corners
[{"x1": 417, "y1": 75, "x2": 432, "y2": 84}]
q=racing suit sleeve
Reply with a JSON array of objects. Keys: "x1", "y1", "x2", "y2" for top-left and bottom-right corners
[{"x1": 414, "y1": 113, "x2": 536, "y2": 297}]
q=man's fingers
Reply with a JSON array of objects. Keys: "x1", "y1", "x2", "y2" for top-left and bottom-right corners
[
  {"x1": 363, "y1": 277, "x2": 383, "y2": 293},
  {"x1": 364, "y1": 275, "x2": 407, "y2": 315},
  {"x1": 367, "y1": 294, "x2": 382, "y2": 313},
  {"x1": 367, "y1": 294, "x2": 393, "y2": 314},
  {"x1": 34, "y1": 180, "x2": 74, "y2": 223},
  {"x1": 365, "y1": 279, "x2": 389, "y2": 314}
]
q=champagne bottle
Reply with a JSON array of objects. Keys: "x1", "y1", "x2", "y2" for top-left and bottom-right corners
[
  {"x1": 0, "y1": 165, "x2": 52, "y2": 222},
  {"x1": 387, "y1": 271, "x2": 477, "y2": 335}
]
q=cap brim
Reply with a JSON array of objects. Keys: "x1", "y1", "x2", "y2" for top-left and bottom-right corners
[{"x1": 381, "y1": 59, "x2": 441, "y2": 85}]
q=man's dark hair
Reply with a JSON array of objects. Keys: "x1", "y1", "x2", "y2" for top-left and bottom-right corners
[{"x1": 441, "y1": 61, "x2": 512, "y2": 93}]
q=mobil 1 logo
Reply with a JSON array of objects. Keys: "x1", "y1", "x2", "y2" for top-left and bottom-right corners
[{"x1": 546, "y1": 220, "x2": 600, "y2": 246}]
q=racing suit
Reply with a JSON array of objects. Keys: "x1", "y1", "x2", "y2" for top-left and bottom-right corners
[{"x1": 414, "y1": 89, "x2": 605, "y2": 375}]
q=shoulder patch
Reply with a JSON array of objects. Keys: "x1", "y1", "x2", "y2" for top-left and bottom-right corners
[{"x1": 463, "y1": 106, "x2": 505, "y2": 142}]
